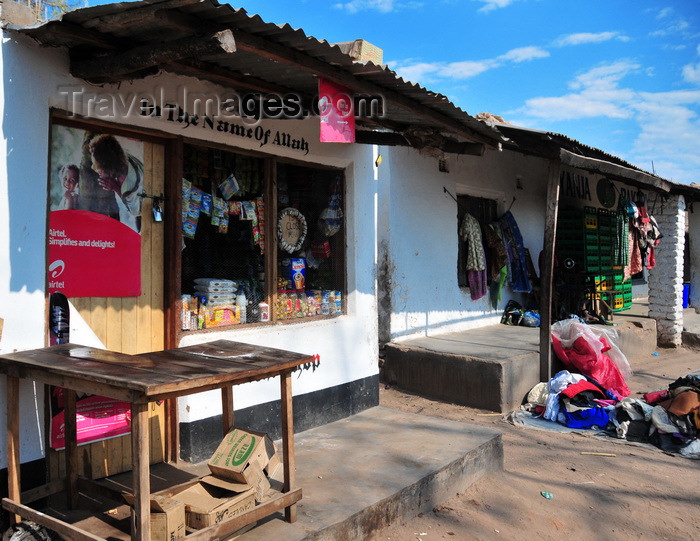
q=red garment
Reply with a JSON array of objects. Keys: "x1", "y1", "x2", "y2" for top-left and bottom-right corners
[
  {"x1": 551, "y1": 334, "x2": 631, "y2": 399},
  {"x1": 560, "y1": 380, "x2": 605, "y2": 399},
  {"x1": 643, "y1": 389, "x2": 670, "y2": 405}
]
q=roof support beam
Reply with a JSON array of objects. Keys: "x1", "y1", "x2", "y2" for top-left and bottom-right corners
[
  {"x1": 71, "y1": 29, "x2": 237, "y2": 83},
  {"x1": 560, "y1": 148, "x2": 670, "y2": 193},
  {"x1": 355, "y1": 130, "x2": 485, "y2": 156}
]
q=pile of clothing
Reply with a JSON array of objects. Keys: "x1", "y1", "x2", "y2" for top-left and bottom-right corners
[
  {"x1": 522, "y1": 319, "x2": 700, "y2": 459},
  {"x1": 525, "y1": 371, "x2": 699, "y2": 459}
]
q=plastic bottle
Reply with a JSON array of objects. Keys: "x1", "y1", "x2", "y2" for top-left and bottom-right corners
[
  {"x1": 236, "y1": 286, "x2": 247, "y2": 324},
  {"x1": 259, "y1": 302, "x2": 270, "y2": 322}
]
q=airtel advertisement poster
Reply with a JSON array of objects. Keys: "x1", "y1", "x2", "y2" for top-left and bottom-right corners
[
  {"x1": 318, "y1": 78, "x2": 356, "y2": 143},
  {"x1": 50, "y1": 392, "x2": 132, "y2": 450},
  {"x1": 48, "y1": 125, "x2": 144, "y2": 297}
]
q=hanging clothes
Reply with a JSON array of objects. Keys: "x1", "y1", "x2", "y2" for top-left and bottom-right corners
[
  {"x1": 482, "y1": 222, "x2": 508, "y2": 282},
  {"x1": 460, "y1": 213, "x2": 488, "y2": 301},
  {"x1": 498, "y1": 211, "x2": 532, "y2": 293},
  {"x1": 614, "y1": 211, "x2": 629, "y2": 268}
]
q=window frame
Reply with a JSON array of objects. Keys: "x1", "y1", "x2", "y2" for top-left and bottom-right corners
[{"x1": 176, "y1": 137, "x2": 348, "y2": 339}]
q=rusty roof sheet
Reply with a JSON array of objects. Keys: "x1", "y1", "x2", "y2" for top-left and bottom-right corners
[{"x1": 9, "y1": 0, "x2": 502, "y2": 146}]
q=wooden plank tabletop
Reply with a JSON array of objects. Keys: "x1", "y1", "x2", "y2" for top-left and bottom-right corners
[{"x1": 0, "y1": 340, "x2": 315, "y2": 402}]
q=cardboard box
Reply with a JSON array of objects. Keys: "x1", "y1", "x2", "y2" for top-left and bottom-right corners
[
  {"x1": 203, "y1": 462, "x2": 270, "y2": 503},
  {"x1": 175, "y1": 480, "x2": 256, "y2": 530},
  {"x1": 208, "y1": 428, "x2": 276, "y2": 483},
  {"x1": 123, "y1": 494, "x2": 185, "y2": 541}
]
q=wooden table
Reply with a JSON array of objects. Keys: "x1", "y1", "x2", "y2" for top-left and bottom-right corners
[{"x1": 0, "y1": 340, "x2": 314, "y2": 540}]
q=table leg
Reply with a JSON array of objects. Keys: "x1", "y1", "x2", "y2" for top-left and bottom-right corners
[
  {"x1": 131, "y1": 402, "x2": 151, "y2": 541},
  {"x1": 280, "y1": 370, "x2": 296, "y2": 523},
  {"x1": 221, "y1": 386, "x2": 234, "y2": 435},
  {"x1": 165, "y1": 398, "x2": 179, "y2": 464},
  {"x1": 64, "y1": 389, "x2": 78, "y2": 509},
  {"x1": 6, "y1": 376, "x2": 20, "y2": 524}
]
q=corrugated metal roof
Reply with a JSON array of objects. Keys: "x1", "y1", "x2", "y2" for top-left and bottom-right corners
[{"x1": 9, "y1": 0, "x2": 502, "y2": 147}]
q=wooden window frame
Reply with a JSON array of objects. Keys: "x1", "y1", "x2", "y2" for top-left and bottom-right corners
[{"x1": 175, "y1": 138, "x2": 347, "y2": 343}]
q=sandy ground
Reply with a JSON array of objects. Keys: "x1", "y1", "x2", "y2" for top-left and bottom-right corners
[{"x1": 372, "y1": 347, "x2": 700, "y2": 541}]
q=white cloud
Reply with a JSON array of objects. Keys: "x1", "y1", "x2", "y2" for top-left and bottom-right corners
[
  {"x1": 522, "y1": 94, "x2": 631, "y2": 121},
  {"x1": 393, "y1": 62, "x2": 441, "y2": 84},
  {"x1": 389, "y1": 44, "x2": 547, "y2": 84},
  {"x1": 474, "y1": 0, "x2": 518, "y2": 13},
  {"x1": 656, "y1": 7, "x2": 673, "y2": 19},
  {"x1": 554, "y1": 32, "x2": 630, "y2": 47},
  {"x1": 513, "y1": 61, "x2": 700, "y2": 183},
  {"x1": 499, "y1": 46, "x2": 549, "y2": 63},
  {"x1": 683, "y1": 63, "x2": 700, "y2": 84},
  {"x1": 332, "y1": 0, "x2": 421, "y2": 13},
  {"x1": 649, "y1": 16, "x2": 690, "y2": 37},
  {"x1": 438, "y1": 60, "x2": 496, "y2": 78},
  {"x1": 568, "y1": 61, "x2": 640, "y2": 91}
]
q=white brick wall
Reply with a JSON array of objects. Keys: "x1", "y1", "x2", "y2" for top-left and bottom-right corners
[{"x1": 648, "y1": 194, "x2": 686, "y2": 347}]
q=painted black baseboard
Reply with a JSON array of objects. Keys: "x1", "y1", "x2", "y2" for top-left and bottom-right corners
[{"x1": 179, "y1": 374, "x2": 379, "y2": 463}]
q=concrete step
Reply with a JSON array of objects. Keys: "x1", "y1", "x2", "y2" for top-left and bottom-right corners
[
  {"x1": 382, "y1": 325, "x2": 541, "y2": 413},
  {"x1": 238, "y1": 406, "x2": 503, "y2": 541},
  {"x1": 381, "y1": 312, "x2": 658, "y2": 414}
]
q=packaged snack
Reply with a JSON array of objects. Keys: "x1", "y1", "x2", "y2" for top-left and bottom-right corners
[
  {"x1": 218, "y1": 174, "x2": 240, "y2": 200},
  {"x1": 187, "y1": 202, "x2": 201, "y2": 219},
  {"x1": 201, "y1": 193, "x2": 213, "y2": 216},
  {"x1": 190, "y1": 187, "x2": 203, "y2": 205},
  {"x1": 183, "y1": 218, "x2": 198, "y2": 239}
]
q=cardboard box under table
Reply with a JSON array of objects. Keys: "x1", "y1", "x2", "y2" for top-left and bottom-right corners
[
  {"x1": 122, "y1": 493, "x2": 186, "y2": 541},
  {"x1": 175, "y1": 477, "x2": 256, "y2": 530},
  {"x1": 0, "y1": 340, "x2": 312, "y2": 540}
]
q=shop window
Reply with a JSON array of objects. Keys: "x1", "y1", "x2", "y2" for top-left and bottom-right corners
[
  {"x1": 457, "y1": 195, "x2": 497, "y2": 288},
  {"x1": 180, "y1": 143, "x2": 345, "y2": 331}
]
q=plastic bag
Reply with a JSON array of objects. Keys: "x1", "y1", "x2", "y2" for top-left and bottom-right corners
[
  {"x1": 551, "y1": 319, "x2": 632, "y2": 399},
  {"x1": 521, "y1": 311, "x2": 540, "y2": 327},
  {"x1": 551, "y1": 319, "x2": 632, "y2": 379}
]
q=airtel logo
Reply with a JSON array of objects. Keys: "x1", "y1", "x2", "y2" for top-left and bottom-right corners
[{"x1": 49, "y1": 260, "x2": 65, "y2": 278}]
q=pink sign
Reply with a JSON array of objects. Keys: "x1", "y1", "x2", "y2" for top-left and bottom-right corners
[
  {"x1": 50, "y1": 394, "x2": 132, "y2": 450},
  {"x1": 48, "y1": 210, "x2": 141, "y2": 297},
  {"x1": 318, "y1": 78, "x2": 356, "y2": 143}
]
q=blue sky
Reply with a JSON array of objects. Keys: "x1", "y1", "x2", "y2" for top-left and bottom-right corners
[{"x1": 88, "y1": 0, "x2": 700, "y2": 184}]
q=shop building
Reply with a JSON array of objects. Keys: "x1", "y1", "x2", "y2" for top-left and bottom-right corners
[
  {"x1": 380, "y1": 120, "x2": 700, "y2": 412},
  {"x1": 1, "y1": 0, "x2": 697, "y2": 494},
  {"x1": 0, "y1": 0, "x2": 502, "y2": 486}
]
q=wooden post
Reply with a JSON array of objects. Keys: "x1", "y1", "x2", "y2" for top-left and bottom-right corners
[
  {"x1": 221, "y1": 387, "x2": 234, "y2": 435},
  {"x1": 164, "y1": 137, "x2": 183, "y2": 465},
  {"x1": 280, "y1": 370, "x2": 296, "y2": 523},
  {"x1": 64, "y1": 389, "x2": 79, "y2": 509},
  {"x1": 6, "y1": 376, "x2": 21, "y2": 524},
  {"x1": 539, "y1": 159, "x2": 561, "y2": 382},
  {"x1": 131, "y1": 402, "x2": 151, "y2": 541}
]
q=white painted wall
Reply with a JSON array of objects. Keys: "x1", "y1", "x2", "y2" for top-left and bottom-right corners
[
  {"x1": 381, "y1": 145, "x2": 549, "y2": 342},
  {"x1": 0, "y1": 33, "x2": 379, "y2": 464}
]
